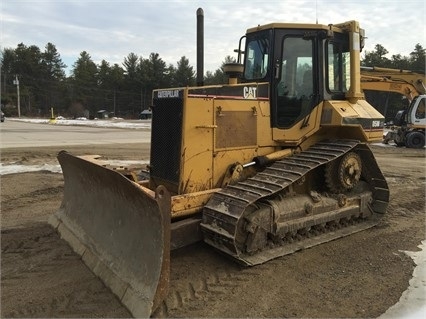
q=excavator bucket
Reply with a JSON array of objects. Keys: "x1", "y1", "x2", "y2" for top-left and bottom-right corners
[{"x1": 49, "y1": 151, "x2": 170, "y2": 317}]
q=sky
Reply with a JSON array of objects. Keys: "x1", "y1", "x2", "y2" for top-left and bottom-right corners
[{"x1": 1, "y1": 0, "x2": 425, "y2": 75}]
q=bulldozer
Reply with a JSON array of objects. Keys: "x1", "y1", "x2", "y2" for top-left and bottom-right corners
[
  {"x1": 49, "y1": 10, "x2": 389, "y2": 317},
  {"x1": 360, "y1": 66, "x2": 426, "y2": 148}
]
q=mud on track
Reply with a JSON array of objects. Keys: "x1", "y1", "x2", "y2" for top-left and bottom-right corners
[{"x1": 1, "y1": 144, "x2": 425, "y2": 318}]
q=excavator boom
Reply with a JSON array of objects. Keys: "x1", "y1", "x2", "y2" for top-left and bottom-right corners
[{"x1": 361, "y1": 66, "x2": 426, "y2": 102}]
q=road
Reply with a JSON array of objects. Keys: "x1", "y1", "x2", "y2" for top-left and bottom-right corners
[{"x1": 0, "y1": 120, "x2": 150, "y2": 149}]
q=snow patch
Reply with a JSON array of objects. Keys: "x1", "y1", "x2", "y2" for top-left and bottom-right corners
[
  {"x1": 9, "y1": 117, "x2": 151, "y2": 130},
  {"x1": 379, "y1": 241, "x2": 426, "y2": 319},
  {"x1": 0, "y1": 160, "x2": 149, "y2": 176}
]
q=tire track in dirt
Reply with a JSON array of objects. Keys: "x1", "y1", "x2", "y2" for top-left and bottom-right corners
[
  {"x1": 1, "y1": 172, "x2": 64, "y2": 229},
  {"x1": 384, "y1": 173, "x2": 425, "y2": 222},
  {"x1": 1, "y1": 224, "x2": 131, "y2": 318},
  {"x1": 153, "y1": 242, "x2": 264, "y2": 317},
  {"x1": 2, "y1": 186, "x2": 63, "y2": 209}
]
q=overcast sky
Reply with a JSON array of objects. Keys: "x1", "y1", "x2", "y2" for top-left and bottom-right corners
[{"x1": 1, "y1": 0, "x2": 425, "y2": 75}]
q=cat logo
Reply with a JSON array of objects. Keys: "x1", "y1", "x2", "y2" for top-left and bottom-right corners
[{"x1": 243, "y1": 86, "x2": 257, "y2": 99}]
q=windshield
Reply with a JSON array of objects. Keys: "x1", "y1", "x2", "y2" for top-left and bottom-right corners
[
  {"x1": 409, "y1": 95, "x2": 426, "y2": 121},
  {"x1": 244, "y1": 31, "x2": 271, "y2": 80}
]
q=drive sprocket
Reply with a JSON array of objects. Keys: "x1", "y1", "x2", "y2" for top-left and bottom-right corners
[{"x1": 325, "y1": 151, "x2": 362, "y2": 193}]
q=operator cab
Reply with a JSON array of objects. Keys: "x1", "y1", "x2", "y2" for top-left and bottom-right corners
[{"x1": 238, "y1": 23, "x2": 359, "y2": 131}]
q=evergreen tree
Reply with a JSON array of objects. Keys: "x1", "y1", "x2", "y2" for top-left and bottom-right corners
[
  {"x1": 70, "y1": 51, "x2": 98, "y2": 117},
  {"x1": 204, "y1": 55, "x2": 236, "y2": 85},
  {"x1": 122, "y1": 53, "x2": 142, "y2": 115},
  {"x1": 390, "y1": 54, "x2": 410, "y2": 70},
  {"x1": 41, "y1": 43, "x2": 67, "y2": 114},
  {"x1": 409, "y1": 44, "x2": 425, "y2": 72},
  {"x1": 123, "y1": 53, "x2": 139, "y2": 76},
  {"x1": 173, "y1": 56, "x2": 195, "y2": 87},
  {"x1": 42, "y1": 43, "x2": 66, "y2": 80},
  {"x1": 0, "y1": 48, "x2": 17, "y2": 109},
  {"x1": 8, "y1": 44, "x2": 43, "y2": 115},
  {"x1": 362, "y1": 44, "x2": 391, "y2": 67}
]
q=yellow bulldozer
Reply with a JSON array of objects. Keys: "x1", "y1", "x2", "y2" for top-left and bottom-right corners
[{"x1": 49, "y1": 10, "x2": 389, "y2": 317}]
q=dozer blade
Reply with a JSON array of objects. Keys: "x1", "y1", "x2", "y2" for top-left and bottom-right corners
[{"x1": 49, "y1": 151, "x2": 170, "y2": 318}]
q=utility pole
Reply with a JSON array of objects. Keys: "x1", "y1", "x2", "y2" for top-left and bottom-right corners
[
  {"x1": 0, "y1": 62, "x2": 2, "y2": 104},
  {"x1": 113, "y1": 89, "x2": 116, "y2": 116},
  {"x1": 13, "y1": 75, "x2": 21, "y2": 117}
]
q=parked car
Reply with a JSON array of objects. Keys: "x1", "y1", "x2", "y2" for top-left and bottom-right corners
[
  {"x1": 139, "y1": 109, "x2": 152, "y2": 119},
  {"x1": 1, "y1": 111, "x2": 4, "y2": 122}
]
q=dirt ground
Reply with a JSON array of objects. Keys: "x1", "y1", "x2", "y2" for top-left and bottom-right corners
[{"x1": 1, "y1": 143, "x2": 425, "y2": 318}]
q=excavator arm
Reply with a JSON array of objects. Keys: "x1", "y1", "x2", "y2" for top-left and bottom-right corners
[{"x1": 360, "y1": 66, "x2": 426, "y2": 101}]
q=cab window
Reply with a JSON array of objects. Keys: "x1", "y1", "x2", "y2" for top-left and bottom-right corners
[
  {"x1": 415, "y1": 97, "x2": 425, "y2": 119},
  {"x1": 326, "y1": 40, "x2": 350, "y2": 96},
  {"x1": 244, "y1": 35, "x2": 270, "y2": 80},
  {"x1": 276, "y1": 36, "x2": 313, "y2": 127}
]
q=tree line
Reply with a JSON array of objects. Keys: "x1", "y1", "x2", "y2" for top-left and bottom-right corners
[
  {"x1": 0, "y1": 42, "x2": 424, "y2": 119},
  {"x1": 0, "y1": 42, "x2": 232, "y2": 118}
]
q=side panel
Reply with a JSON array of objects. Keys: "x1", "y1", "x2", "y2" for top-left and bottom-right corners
[
  {"x1": 213, "y1": 98, "x2": 259, "y2": 186},
  {"x1": 179, "y1": 95, "x2": 215, "y2": 194},
  {"x1": 185, "y1": 83, "x2": 277, "y2": 190},
  {"x1": 212, "y1": 94, "x2": 276, "y2": 188},
  {"x1": 216, "y1": 110, "x2": 257, "y2": 148},
  {"x1": 320, "y1": 99, "x2": 385, "y2": 141},
  {"x1": 272, "y1": 104, "x2": 323, "y2": 145}
]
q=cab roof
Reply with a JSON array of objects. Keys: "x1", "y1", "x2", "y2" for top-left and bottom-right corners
[{"x1": 246, "y1": 21, "x2": 359, "y2": 34}]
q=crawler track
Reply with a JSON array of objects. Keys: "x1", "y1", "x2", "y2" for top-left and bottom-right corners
[{"x1": 201, "y1": 140, "x2": 389, "y2": 265}]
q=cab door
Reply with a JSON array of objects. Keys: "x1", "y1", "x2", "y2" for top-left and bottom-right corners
[{"x1": 271, "y1": 31, "x2": 322, "y2": 144}]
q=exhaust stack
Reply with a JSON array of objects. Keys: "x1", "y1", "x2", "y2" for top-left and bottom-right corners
[{"x1": 196, "y1": 8, "x2": 204, "y2": 86}]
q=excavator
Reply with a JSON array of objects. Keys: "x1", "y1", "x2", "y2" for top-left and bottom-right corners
[
  {"x1": 49, "y1": 10, "x2": 389, "y2": 317},
  {"x1": 360, "y1": 67, "x2": 426, "y2": 148}
]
